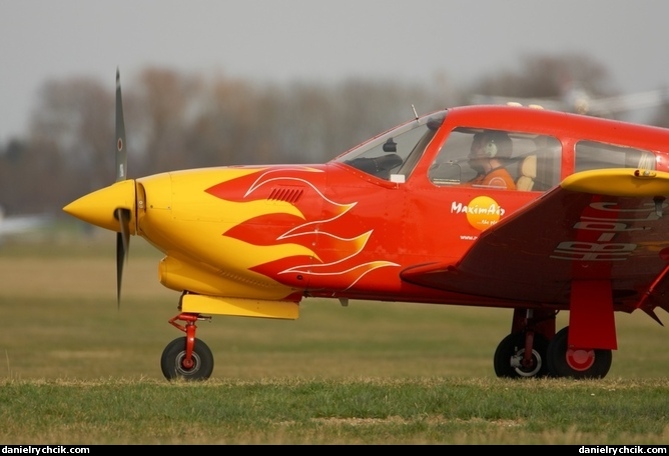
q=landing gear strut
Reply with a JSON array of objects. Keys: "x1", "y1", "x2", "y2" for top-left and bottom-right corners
[
  {"x1": 493, "y1": 309, "x2": 613, "y2": 379},
  {"x1": 160, "y1": 312, "x2": 214, "y2": 381},
  {"x1": 494, "y1": 308, "x2": 555, "y2": 379},
  {"x1": 494, "y1": 331, "x2": 549, "y2": 378}
]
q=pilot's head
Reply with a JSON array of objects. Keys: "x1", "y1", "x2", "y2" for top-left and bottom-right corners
[{"x1": 469, "y1": 131, "x2": 512, "y2": 172}]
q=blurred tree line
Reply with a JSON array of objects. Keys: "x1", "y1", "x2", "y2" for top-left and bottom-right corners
[{"x1": 2, "y1": 53, "x2": 668, "y2": 218}]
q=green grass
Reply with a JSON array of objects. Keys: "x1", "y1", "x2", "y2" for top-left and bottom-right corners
[
  {"x1": 1, "y1": 231, "x2": 669, "y2": 444},
  {"x1": 1, "y1": 377, "x2": 668, "y2": 444}
]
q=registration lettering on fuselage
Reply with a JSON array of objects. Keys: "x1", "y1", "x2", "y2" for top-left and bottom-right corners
[{"x1": 551, "y1": 201, "x2": 662, "y2": 261}]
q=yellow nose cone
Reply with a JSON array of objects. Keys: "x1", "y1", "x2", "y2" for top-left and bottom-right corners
[{"x1": 63, "y1": 180, "x2": 136, "y2": 233}]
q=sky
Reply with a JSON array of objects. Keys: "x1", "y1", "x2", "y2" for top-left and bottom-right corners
[{"x1": 2, "y1": 0, "x2": 669, "y2": 144}]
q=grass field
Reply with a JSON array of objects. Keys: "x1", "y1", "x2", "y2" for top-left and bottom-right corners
[{"x1": 1, "y1": 229, "x2": 669, "y2": 444}]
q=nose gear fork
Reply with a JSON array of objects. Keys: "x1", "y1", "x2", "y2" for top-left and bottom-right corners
[{"x1": 168, "y1": 312, "x2": 212, "y2": 368}]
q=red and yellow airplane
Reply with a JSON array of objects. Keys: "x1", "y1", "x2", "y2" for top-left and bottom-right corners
[{"x1": 64, "y1": 71, "x2": 669, "y2": 381}]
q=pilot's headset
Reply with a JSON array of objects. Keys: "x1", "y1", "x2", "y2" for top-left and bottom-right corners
[
  {"x1": 482, "y1": 137, "x2": 498, "y2": 158},
  {"x1": 473, "y1": 131, "x2": 511, "y2": 159}
]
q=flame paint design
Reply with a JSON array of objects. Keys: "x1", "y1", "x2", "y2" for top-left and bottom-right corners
[{"x1": 206, "y1": 167, "x2": 398, "y2": 289}]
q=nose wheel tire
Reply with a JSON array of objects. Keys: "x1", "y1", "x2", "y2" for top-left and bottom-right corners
[
  {"x1": 546, "y1": 327, "x2": 612, "y2": 379},
  {"x1": 494, "y1": 332, "x2": 549, "y2": 378},
  {"x1": 160, "y1": 336, "x2": 214, "y2": 381}
]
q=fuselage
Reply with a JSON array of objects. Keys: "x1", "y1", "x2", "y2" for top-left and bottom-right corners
[{"x1": 64, "y1": 105, "x2": 669, "y2": 311}]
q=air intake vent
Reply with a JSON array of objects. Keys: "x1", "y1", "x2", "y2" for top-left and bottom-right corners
[{"x1": 267, "y1": 187, "x2": 304, "y2": 204}]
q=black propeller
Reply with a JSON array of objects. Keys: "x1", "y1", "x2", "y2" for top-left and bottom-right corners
[
  {"x1": 115, "y1": 68, "x2": 127, "y2": 183},
  {"x1": 115, "y1": 68, "x2": 130, "y2": 308}
]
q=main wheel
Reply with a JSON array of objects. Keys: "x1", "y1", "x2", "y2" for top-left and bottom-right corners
[
  {"x1": 160, "y1": 336, "x2": 214, "y2": 381},
  {"x1": 546, "y1": 327, "x2": 612, "y2": 379},
  {"x1": 493, "y1": 332, "x2": 549, "y2": 378}
]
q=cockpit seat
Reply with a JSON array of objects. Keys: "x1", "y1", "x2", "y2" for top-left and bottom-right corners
[{"x1": 516, "y1": 154, "x2": 537, "y2": 191}]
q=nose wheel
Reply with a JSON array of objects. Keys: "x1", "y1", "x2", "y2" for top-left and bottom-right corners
[
  {"x1": 161, "y1": 312, "x2": 214, "y2": 381},
  {"x1": 161, "y1": 336, "x2": 214, "y2": 381}
]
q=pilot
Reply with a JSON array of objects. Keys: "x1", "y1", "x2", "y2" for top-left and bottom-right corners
[{"x1": 464, "y1": 131, "x2": 516, "y2": 189}]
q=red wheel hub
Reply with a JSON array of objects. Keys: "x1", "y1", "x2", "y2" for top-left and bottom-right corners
[{"x1": 566, "y1": 348, "x2": 595, "y2": 371}]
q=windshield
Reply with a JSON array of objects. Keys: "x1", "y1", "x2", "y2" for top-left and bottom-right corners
[{"x1": 333, "y1": 110, "x2": 447, "y2": 181}]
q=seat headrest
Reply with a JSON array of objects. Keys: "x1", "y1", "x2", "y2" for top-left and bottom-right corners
[{"x1": 520, "y1": 155, "x2": 537, "y2": 178}]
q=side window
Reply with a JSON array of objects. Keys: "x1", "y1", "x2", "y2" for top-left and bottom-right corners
[
  {"x1": 428, "y1": 128, "x2": 562, "y2": 192},
  {"x1": 575, "y1": 141, "x2": 656, "y2": 172}
]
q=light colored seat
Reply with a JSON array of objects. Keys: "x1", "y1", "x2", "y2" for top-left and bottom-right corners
[{"x1": 516, "y1": 155, "x2": 537, "y2": 191}]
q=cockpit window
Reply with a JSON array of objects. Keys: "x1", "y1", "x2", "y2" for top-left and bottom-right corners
[
  {"x1": 429, "y1": 127, "x2": 561, "y2": 192},
  {"x1": 334, "y1": 111, "x2": 446, "y2": 181},
  {"x1": 575, "y1": 141, "x2": 656, "y2": 172}
]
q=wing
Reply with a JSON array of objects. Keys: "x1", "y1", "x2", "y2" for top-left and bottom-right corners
[
  {"x1": 587, "y1": 89, "x2": 669, "y2": 117},
  {"x1": 0, "y1": 214, "x2": 50, "y2": 236},
  {"x1": 401, "y1": 169, "x2": 669, "y2": 347},
  {"x1": 471, "y1": 89, "x2": 669, "y2": 117},
  {"x1": 470, "y1": 93, "x2": 564, "y2": 111}
]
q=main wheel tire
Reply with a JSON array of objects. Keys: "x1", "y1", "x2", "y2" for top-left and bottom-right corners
[
  {"x1": 546, "y1": 327, "x2": 612, "y2": 379},
  {"x1": 493, "y1": 332, "x2": 549, "y2": 378},
  {"x1": 160, "y1": 336, "x2": 214, "y2": 381}
]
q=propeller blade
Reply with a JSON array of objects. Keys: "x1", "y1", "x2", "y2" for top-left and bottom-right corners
[
  {"x1": 115, "y1": 68, "x2": 127, "y2": 183},
  {"x1": 115, "y1": 208, "x2": 130, "y2": 309},
  {"x1": 114, "y1": 68, "x2": 130, "y2": 309}
]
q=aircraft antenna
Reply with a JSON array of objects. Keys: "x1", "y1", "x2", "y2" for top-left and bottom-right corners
[{"x1": 412, "y1": 104, "x2": 419, "y2": 120}]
